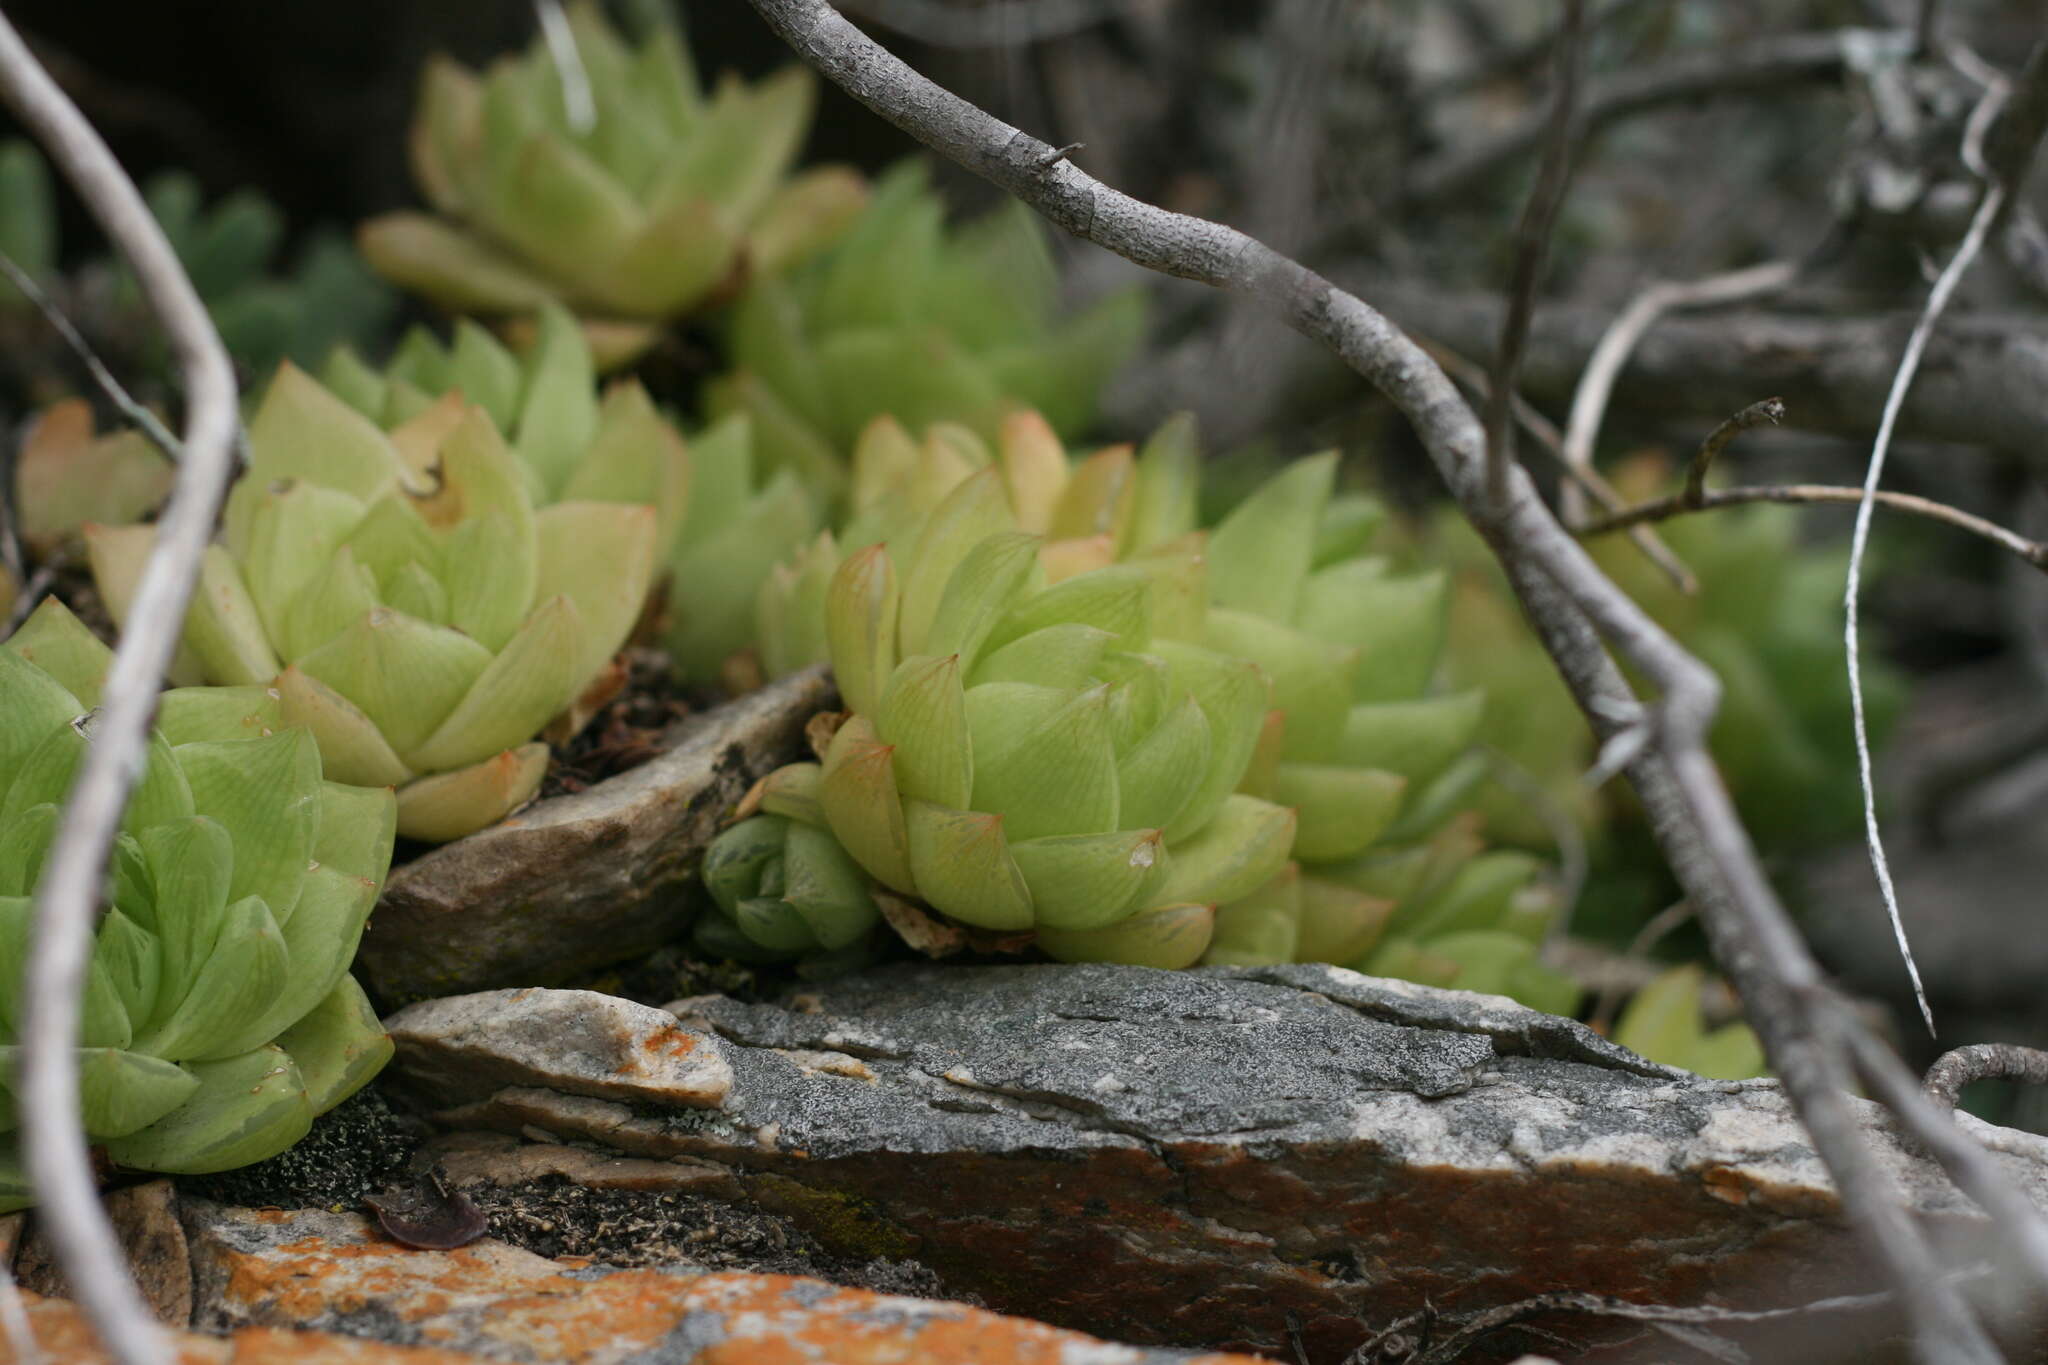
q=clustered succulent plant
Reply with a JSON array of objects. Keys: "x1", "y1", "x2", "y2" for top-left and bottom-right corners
[
  {"x1": 361, "y1": 1, "x2": 864, "y2": 367},
  {"x1": 714, "y1": 411, "x2": 1579, "y2": 1004},
  {"x1": 724, "y1": 466, "x2": 1298, "y2": 969},
  {"x1": 0, "y1": 138, "x2": 393, "y2": 394},
  {"x1": 0, "y1": 600, "x2": 397, "y2": 1210},
  {"x1": 1435, "y1": 455, "x2": 1904, "y2": 865},
  {"x1": 323, "y1": 303, "x2": 691, "y2": 555},
  {"x1": 711, "y1": 160, "x2": 1146, "y2": 503},
  {"x1": 86, "y1": 361, "x2": 655, "y2": 842}
]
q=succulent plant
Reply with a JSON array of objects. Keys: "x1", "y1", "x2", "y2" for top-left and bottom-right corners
[
  {"x1": 695, "y1": 764, "x2": 879, "y2": 971},
  {"x1": 360, "y1": 2, "x2": 865, "y2": 367},
  {"x1": 711, "y1": 160, "x2": 1145, "y2": 494},
  {"x1": 740, "y1": 413, "x2": 1572, "y2": 996},
  {"x1": 1611, "y1": 964, "x2": 1766, "y2": 1079},
  {"x1": 0, "y1": 138, "x2": 392, "y2": 384},
  {"x1": 0, "y1": 599, "x2": 396, "y2": 1210},
  {"x1": 323, "y1": 304, "x2": 690, "y2": 554},
  {"x1": 12, "y1": 400, "x2": 173, "y2": 555},
  {"x1": 135, "y1": 172, "x2": 397, "y2": 381},
  {"x1": 719, "y1": 467, "x2": 1297, "y2": 967},
  {"x1": 1434, "y1": 455, "x2": 1906, "y2": 860},
  {"x1": 86, "y1": 362, "x2": 656, "y2": 842}
]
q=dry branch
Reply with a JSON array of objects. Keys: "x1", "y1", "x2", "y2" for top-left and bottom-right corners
[
  {"x1": 0, "y1": 12, "x2": 240, "y2": 1365},
  {"x1": 1582, "y1": 481, "x2": 2048, "y2": 571},
  {"x1": 1927, "y1": 1045, "x2": 2048, "y2": 1111},
  {"x1": 1407, "y1": 30, "x2": 1863, "y2": 206},
  {"x1": 1360, "y1": 279, "x2": 2048, "y2": 455},
  {"x1": 742, "y1": 1, "x2": 2048, "y2": 1359}
]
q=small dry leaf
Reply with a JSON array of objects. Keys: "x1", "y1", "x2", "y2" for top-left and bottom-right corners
[{"x1": 365, "y1": 1171, "x2": 488, "y2": 1250}]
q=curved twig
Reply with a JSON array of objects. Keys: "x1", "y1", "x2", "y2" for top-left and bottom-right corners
[
  {"x1": 1485, "y1": 0, "x2": 1584, "y2": 505},
  {"x1": 742, "y1": 2, "x2": 2048, "y2": 1359},
  {"x1": 0, "y1": 13, "x2": 239, "y2": 1365},
  {"x1": 1926, "y1": 1044, "x2": 2048, "y2": 1113},
  {"x1": 1581, "y1": 481, "x2": 2048, "y2": 572},
  {"x1": 1556, "y1": 260, "x2": 1795, "y2": 525}
]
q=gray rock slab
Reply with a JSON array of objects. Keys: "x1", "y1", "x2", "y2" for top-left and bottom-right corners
[
  {"x1": 383, "y1": 962, "x2": 2048, "y2": 1361},
  {"x1": 358, "y1": 667, "x2": 834, "y2": 1004}
]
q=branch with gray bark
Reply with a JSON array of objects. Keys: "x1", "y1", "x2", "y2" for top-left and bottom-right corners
[
  {"x1": 0, "y1": 11, "x2": 240, "y2": 1365},
  {"x1": 742, "y1": 1, "x2": 2048, "y2": 1359}
]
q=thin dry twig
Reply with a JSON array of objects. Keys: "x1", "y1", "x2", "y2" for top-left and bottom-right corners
[
  {"x1": 1424, "y1": 337, "x2": 1696, "y2": 592},
  {"x1": 743, "y1": 2, "x2": 2048, "y2": 1358},
  {"x1": 1581, "y1": 481, "x2": 2048, "y2": 572},
  {"x1": 1682, "y1": 398, "x2": 1785, "y2": 506},
  {"x1": 0, "y1": 249, "x2": 182, "y2": 463},
  {"x1": 1586, "y1": 899, "x2": 1694, "y2": 1036},
  {"x1": 1845, "y1": 47, "x2": 2033, "y2": 1041},
  {"x1": 0, "y1": 12, "x2": 239, "y2": 1365},
  {"x1": 1409, "y1": 30, "x2": 1866, "y2": 206},
  {"x1": 1484, "y1": 0, "x2": 1584, "y2": 507},
  {"x1": 1926, "y1": 1044, "x2": 2048, "y2": 1112},
  {"x1": 532, "y1": 0, "x2": 595, "y2": 134},
  {"x1": 1557, "y1": 260, "x2": 1796, "y2": 525}
]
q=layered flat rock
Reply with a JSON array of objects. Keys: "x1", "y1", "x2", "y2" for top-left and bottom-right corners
[
  {"x1": 359, "y1": 667, "x2": 834, "y2": 1004},
  {"x1": 177, "y1": 1204, "x2": 1258, "y2": 1365},
  {"x1": 385, "y1": 962, "x2": 2048, "y2": 1362}
]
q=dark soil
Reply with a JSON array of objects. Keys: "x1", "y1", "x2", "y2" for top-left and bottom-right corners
[{"x1": 174, "y1": 1083, "x2": 957, "y2": 1303}]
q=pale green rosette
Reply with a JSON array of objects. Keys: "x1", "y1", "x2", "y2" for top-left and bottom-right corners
[{"x1": 0, "y1": 599, "x2": 396, "y2": 1210}]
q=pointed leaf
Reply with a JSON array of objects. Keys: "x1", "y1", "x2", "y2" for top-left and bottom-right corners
[
  {"x1": 1011, "y1": 828, "x2": 1165, "y2": 930},
  {"x1": 406, "y1": 596, "x2": 584, "y2": 771},
  {"x1": 1037, "y1": 903, "x2": 1214, "y2": 969},
  {"x1": 903, "y1": 799, "x2": 1033, "y2": 930},
  {"x1": 876, "y1": 653, "x2": 972, "y2": 810},
  {"x1": 819, "y1": 714, "x2": 914, "y2": 893},
  {"x1": 394, "y1": 743, "x2": 549, "y2": 842}
]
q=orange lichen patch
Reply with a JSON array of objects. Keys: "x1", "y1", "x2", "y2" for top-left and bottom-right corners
[
  {"x1": 221, "y1": 1232, "x2": 556, "y2": 1325},
  {"x1": 674, "y1": 1273, "x2": 1269, "y2": 1365},
  {"x1": 0, "y1": 1295, "x2": 227, "y2": 1365},
  {"x1": 1701, "y1": 1164, "x2": 1751, "y2": 1206},
  {"x1": 229, "y1": 1325, "x2": 477, "y2": 1364},
  {"x1": 426, "y1": 1271, "x2": 699, "y2": 1358},
  {"x1": 0, "y1": 1294, "x2": 472, "y2": 1365}
]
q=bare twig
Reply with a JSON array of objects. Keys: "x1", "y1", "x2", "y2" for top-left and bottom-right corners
[
  {"x1": 0, "y1": 249, "x2": 182, "y2": 463},
  {"x1": 743, "y1": 2, "x2": 2048, "y2": 1358},
  {"x1": 1587, "y1": 899, "x2": 1695, "y2": 1035},
  {"x1": 1557, "y1": 261, "x2": 1796, "y2": 525},
  {"x1": 0, "y1": 13, "x2": 239, "y2": 1365},
  {"x1": 1424, "y1": 337, "x2": 1695, "y2": 593},
  {"x1": 1484, "y1": 0, "x2": 1584, "y2": 508},
  {"x1": 1682, "y1": 398, "x2": 1785, "y2": 506},
  {"x1": 533, "y1": 0, "x2": 595, "y2": 134},
  {"x1": 1581, "y1": 482, "x2": 2048, "y2": 572},
  {"x1": 1409, "y1": 30, "x2": 1868, "y2": 206},
  {"x1": 1847, "y1": 64, "x2": 2020, "y2": 1040},
  {"x1": 1926, "y1": 1044, "x2": 2048, "y2": 1112},
  {"x1": 1479, "y1": 745, "x2": 1589, "y2": 926},
  {"x1": 1361, "y1": 275, "x2": 2048, "y2": 454}
]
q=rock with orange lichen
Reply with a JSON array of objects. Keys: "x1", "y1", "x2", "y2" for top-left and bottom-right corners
[
  {"x1": 0, "y1": 1290, "x2": 476, "y2": 1365},
  {"x1": 384, "y1": 962, "x2": 2048, "y2": 1363},
  {"x1": 176, "y1": 1204, "x2": 1259, "y2": 1365}
]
